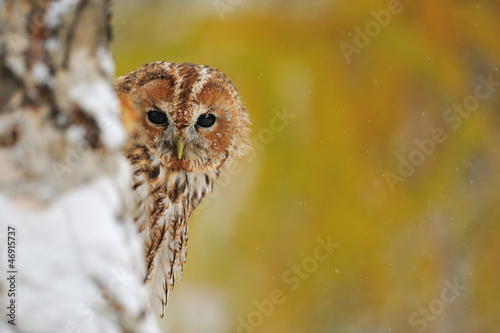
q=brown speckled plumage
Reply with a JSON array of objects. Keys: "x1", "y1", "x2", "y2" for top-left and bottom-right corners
[{"x1": 115, "y1": 62, "x2": 250, "y2": 317}]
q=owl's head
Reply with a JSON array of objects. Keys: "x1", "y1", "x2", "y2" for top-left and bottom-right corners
[{"x1": 116, "y1": 62, "x2": 250, "y2": 174}]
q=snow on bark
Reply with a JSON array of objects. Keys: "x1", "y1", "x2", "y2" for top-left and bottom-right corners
[{"x1": 0, "y1": 1, "x2": 160, "y2": 332}]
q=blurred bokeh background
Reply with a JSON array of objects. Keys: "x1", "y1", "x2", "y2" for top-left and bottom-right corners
[{"x1": 112, "y1": 1, "x2": 500, "y2": 332}]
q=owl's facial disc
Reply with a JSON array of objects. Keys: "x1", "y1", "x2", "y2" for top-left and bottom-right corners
[{"x1": 117, "y1": 62, "x2": 249, "y2": 174}]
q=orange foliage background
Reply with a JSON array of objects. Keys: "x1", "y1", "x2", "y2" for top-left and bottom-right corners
[{"x1": 112, "y1": 1, "x2": 500, "y2": 332}]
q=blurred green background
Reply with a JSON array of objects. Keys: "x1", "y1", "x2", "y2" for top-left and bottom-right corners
[{"x1": 112, "y1": 1, "x2": 500, "y2": 332}]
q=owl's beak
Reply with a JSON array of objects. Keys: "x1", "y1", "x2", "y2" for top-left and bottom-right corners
[{"x1": 176, "y1": 137, "x2": 185, "y2": 159}]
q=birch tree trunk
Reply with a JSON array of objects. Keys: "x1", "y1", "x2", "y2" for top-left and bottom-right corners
[{"x1": 0, "y1": 1, "x2": 159, "y2": 332}]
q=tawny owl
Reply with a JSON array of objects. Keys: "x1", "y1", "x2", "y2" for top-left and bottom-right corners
[{"x1": 115, "y1": 62, "x2": 250, "y2": 317}]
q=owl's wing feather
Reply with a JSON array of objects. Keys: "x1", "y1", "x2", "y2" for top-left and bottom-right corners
[{"x1": 137, "y1": 174, "x2": 191, "y2": 317}]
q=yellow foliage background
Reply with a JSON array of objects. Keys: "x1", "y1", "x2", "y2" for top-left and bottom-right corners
[{"x1": 112, "y1": 1, "x2": 500, "y2": 332}]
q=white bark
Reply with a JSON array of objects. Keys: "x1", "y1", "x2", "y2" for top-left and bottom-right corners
[{"x1": 0, "y1": 1, "x2": 159, "y2": 332}]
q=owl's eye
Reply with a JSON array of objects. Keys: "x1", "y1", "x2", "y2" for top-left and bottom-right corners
[
  {"x1": 147, "y1": 111, "x2": 168, "y2": 125},
  {"x1": 196, "y1": 114, "x2": 216, "y2": 128}
]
